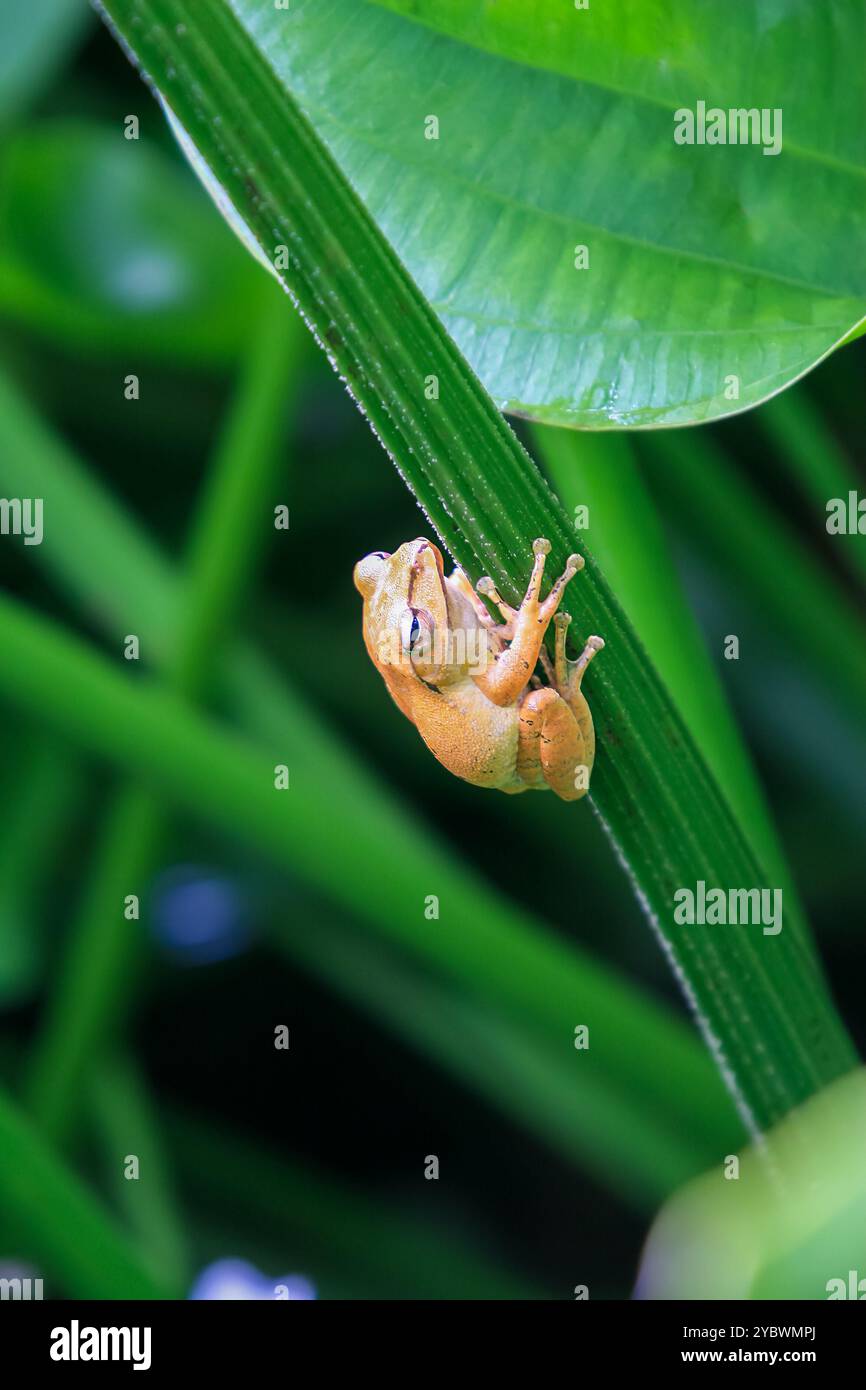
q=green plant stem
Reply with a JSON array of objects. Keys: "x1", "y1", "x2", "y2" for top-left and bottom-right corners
[
  {"x1": 90, "y1": 1054, "x2": 191, "y2": 1286},
  {"x1": 0, "y1": 365, "x2": 737, "y2": 1197},
  {"x1": 639, "y1": 429, "x2": 866, "y2": 723},
  {"x1": 165, "y1": 1107, "x2": 543, "y2": 1300},
  {"x1": 94, "y1": 0, "x2": 859, "y2": 1131},
  {"x1": 0, "y1": 589, "x2": 740, "y2": 1159},
  {"x1": 534, "y1": 424, "x2": 817, "y2": 967},
  {"x1": 0, "y1": 1084, "x2": 173, "y2": 1298},
  {"x1": 0, "y1": 733, "x2": 82, "y2": 1002},
  {"x1": 757, "y1": 388, "x2": 866, "y2": 594},
  {"x1": 275, "y1": 910, "x2": 708, "y2": 1207},
  {"x1": 26, "y1": 788, "x2": 163, "y2": 1138},
  {"x1": 25, "y1": 288, "x2": 299, "y2": 1144}
]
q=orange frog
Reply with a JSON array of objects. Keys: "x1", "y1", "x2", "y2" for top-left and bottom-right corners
[{"x1": 354, "y1": 537, "x2": 603, "y2": 800}]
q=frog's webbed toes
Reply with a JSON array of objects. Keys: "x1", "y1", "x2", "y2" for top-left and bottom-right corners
[{"x1": 477, "y1": 575, "x2": 518, "y2": 629}]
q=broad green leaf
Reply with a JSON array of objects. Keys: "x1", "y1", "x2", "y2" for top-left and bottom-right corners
[
  {"x1": 224, "y1": 0, "x2": 866, "y2": 427},
  {"x1": 0, "y1": 122, "x2": 265, "y2": 361}
]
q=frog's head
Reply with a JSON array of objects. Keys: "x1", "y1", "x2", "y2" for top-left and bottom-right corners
[{"x1": 354, "y1": 538, "x2": 451, "y2": 693}]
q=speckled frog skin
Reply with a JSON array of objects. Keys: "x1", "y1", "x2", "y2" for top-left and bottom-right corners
[{"x1": 354, "y1": 537, "x2": 603, "y2": 800}]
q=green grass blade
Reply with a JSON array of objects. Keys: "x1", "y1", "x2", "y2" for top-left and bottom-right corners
[
  {"x1": 0, "y1": 583, "x2": 736, "y2": 1163},
  {"x1": 165, "y1": 1108, "x2": 542, "y2": 1300},
  {"x1": 276, "y1": 913, "x2": 708, "y2": 1207},
  {"x1": 0, "y1": 365, "x2": 737, "y2": 1181},
  {"x1": 534, "y1": 424, "x2": 818, "y2": 968},
  {"x1": 90, "y1": 1054, "x2": 192, "y2": 1287},
  {"x1": 639, "y1": 429, "x2": 866, "y2": 723},
  {"x1": 25, "y1": 291, "x2": 300, "y2": 1143},
  {"x1": 0, "y1": 734, "x2": 81, "y2": 1004},
  {"x1": 0, "y1": 0, "x2": 92, "y2": 123},
  {"x1": 170, "y1": 286, "x2": 301, "y2": 692},
  {"x1": 94, "y1": 0, "x2": 858, "y2": 1130},
  {"x1": 757, "y1": 387, "x2": 866, "y2": 594},
  {"x1": 26, "y1": 786, "x2": 163, "y2": 1139},
  {"x1": 0, "y1": 1084, "x2": 173, "y2": 1298}
]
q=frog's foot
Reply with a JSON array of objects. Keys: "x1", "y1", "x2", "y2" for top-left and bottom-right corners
[
  {"x1": 476, "y1": 575, "x2": 518, "y2": 637},
  {"x1": 449, "y1": 566, "x2": 498, "y2": 628},
  {"x1": 536, "y1": 542, "x2": 583, "y2": 623},
  {"x1": 473, "y1": 540, "x2": 586, "y2": 707},
  {"x1": 478, "y1": 540, "x2": 582, "y2": 635},
  {"x1": 554, "y1": 611, "x2": 604, "y2": 698},
  {"x1": 538, "y1": 645, "x2": 556, "y2": 685}
]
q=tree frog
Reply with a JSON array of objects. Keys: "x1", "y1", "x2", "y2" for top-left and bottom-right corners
[{"x1": 353, "y1": 537, "x2": 604, "y2": 800}]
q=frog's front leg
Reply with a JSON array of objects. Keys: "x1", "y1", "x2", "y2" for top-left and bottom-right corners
[{"x1": 472, "y1": 540, "x2": 582, "y2": 707}]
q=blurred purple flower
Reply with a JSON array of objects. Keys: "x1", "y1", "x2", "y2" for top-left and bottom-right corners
[
  {"x1": 189, "y1": 1258, "x2": 315, "y2": 1301},
  {"x1": 151, "y1": 866, "x2": 251, "y2": 964}
]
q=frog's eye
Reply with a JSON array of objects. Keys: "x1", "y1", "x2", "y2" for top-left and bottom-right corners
[{"x1": 400, "y1": 607, "x2": 433, "y2": 657}]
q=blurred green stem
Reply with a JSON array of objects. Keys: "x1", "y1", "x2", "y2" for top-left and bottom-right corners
[
  {"x1": 25, "y1": 285, "x2": 300, "y2": 1143},
  {"x1": 90, "y1": 1054, "x2": 192, "y2": 1287},
  {"x1": 0, "y1": 365, "x2": 740, "y2": 1184},
  {"x1": 0, "y1": 589, "x2": 741, "y2": 1164},
  {"x1": 639, "y1": 429, "x2": 866, "y2": 723},
  {"x1": 166, "y1": 1108, "x2": 544, "y2": 1300},
  {"x1": 535, "y1": 424, "x2": 818, "y2": 969},
  {"x1": 757, "y1": 388, "x2": 866, "y2": 594},
  {"x1": 0, "y1": 733, "x2": 81, "y2": 1002},
  {"x1": 0, "y1": 1083, "x2": 172, "y2": 1297}
]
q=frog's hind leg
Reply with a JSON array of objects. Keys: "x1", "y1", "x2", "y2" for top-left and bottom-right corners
[
  {"x1": 553, "y1": 612, "x2": 604, "y2": 769},
  {"x1": 517, "y1": 687, "x2": 588, "y2": 802}
]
